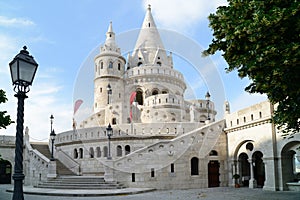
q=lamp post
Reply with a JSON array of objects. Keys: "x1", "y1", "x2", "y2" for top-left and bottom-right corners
[
  {"x1": 205, "y1": 92, "x2": 211, "y2": 121},
  {"x1": 106, "y1": 123, "x2": 113, "y2": 160},
  {"x1": 50, "y1": 114, "x2": 54, "y2": 132},
  {"x1": 107, "y1": 83, "x2": 112, "y2": 104},
  {"x1": 9, "y1": 46, "x2": 38, "y2": 200},
  {"x1": 50, "y1": 130, "x2": 56, "y2": 161}
]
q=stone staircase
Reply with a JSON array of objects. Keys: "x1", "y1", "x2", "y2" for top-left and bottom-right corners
[
  {"x1": 31, "y1": 143, "x2": 125, "y2": 190},
  {"x1": 36, "y1": 176, "x2": 125, "y2": 190},
  {"x1": 31, "y1": 143, "x2": 75, "y2": 176}
]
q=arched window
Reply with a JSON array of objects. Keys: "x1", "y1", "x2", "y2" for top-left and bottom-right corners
[
  {"x1": 209, "y1": 150, "x2": 218, "y2": 156},
  {"x1": 96, "y1": 147, "x2": 101, "y2": 157},
  {"x1": 74, "y1": 149, "x2": 78, "y2": 159},
  {"x1": 191, "y1": 157, "x2": 199, "y2": 175},
  {"x1": 125, "y1": 145, "x2": 131, "y2": 155},
  {"x1": 259, "y1": 111, "x2": 262, "y2": 118},
  {"x1": 109, "y1": 61, "x2": 113, "y2": 68},
  {"x1": 89, "y1": 147, "x2": 94, "y2": 158},
  {"x1": 79, "y1": 148, "x2": 83, "y2": 159},
  {"x1": 100, "y1": 62, "x2": 104, "y2": 69},
  {"x1": 152, "y1": 89, "x2": 158, "y2": 95},
  {"x1": 157, "y1": 61, "x2": 161, "y2": 66},
  {"x1": 103, "y1": 146, "x2": 108, "y2": 157},
  {"x1": 137, "y1": 62, "x2": 142, "y2": 66},
  {"x1": 112, "y1": 118, "x2": 117, "y2": 125},
  {"x1": 116, "y1": 145, "x2": 122, "y2": 157},
  {"x1": 118, "y1": 63, "x2": 121, "y2": 70},
  {"x1": 136, "y1": 90, "x2": 143, "y2": 105}
]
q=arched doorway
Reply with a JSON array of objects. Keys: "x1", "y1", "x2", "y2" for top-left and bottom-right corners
[
  {"x1": 281, "y1": 141, "x2": 300, "y2": 190},
  {"x1": 238, "y1": 153, "x2": 250, "y2": 186},
  {"x1": 125, "y1": 145, "x2": 131, "y2": 155},
  {"x1": 116, "y1": 145, "x2": 122, "y2": 157},
  {"x1": 208, "y1": 160, "x2": 220, "y2": 187},
  {"x1": 253, "y1": 151, "x2": 265, "y2": 188},
  {"x1": 136, "y1": 90, "x2": 143, "y2": 105},
  {"x1": 0, "y1": 160, "x2": 12, "y2": 184},
  {"x1": 103, "y1": 146, "x2": 108, "y2": 157}
]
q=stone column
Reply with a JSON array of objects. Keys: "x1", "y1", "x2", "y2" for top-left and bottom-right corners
[
  {"x1": 47, "y1": 160, "x2": 57, "y2": 178},
  {"x1": 248, "y1": 159, "x2": 257, "y2": 188},
  {"x1": 104, "y1": 160, "x2": 115, "y2": 182},
  {"x1": 232, "y1": 161, "x2": 237, "y2": 186}
]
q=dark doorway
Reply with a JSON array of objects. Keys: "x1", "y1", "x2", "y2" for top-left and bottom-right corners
[
  {"x1": 253, "y1": 151, "x2": 265, "y2": 188},
  {"x1": 238, "y1": 153, "x2": 250, "y2": 187},
  {"x1": 136, "y1": 90, "x2": 143, "y2": 105},
  {"x1": 208, "y1": 160, "x2": 220, "y2": 187},
  {"x1": 0, "y1": 160, "x2": 12, "y2": 184}
]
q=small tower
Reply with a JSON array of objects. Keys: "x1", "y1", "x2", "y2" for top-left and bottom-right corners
[
  {"x1": 224, "y1": 101, "x2": 230, "y2": 115},
  {"x1": 94, "y1": 22, "x2": 126, "y2": 118}
]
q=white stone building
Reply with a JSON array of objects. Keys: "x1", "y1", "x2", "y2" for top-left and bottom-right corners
[{"x1": 0, "y1": 6, "x2": 299, "y2": 191}]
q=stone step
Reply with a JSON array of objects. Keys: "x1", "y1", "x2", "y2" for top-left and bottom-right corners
[
  {"x1": 36, "y1": 176, "x2": 125, "y2": 190},
  {"x1": 36, "y1": 185, "x2": 125, "y2": 189}
]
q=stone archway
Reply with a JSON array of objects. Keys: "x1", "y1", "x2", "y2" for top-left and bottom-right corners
[
  {"x1": 281, "y1": 141, "x2": 300, "y2": 190},
  {"x1": 252, "y1": 151, "x2": 265, "y2": 188},
  {"x1": 0, "y1": 160, "x2": 12, "y2": 184},
  {"x1": 238, "y1": 153, "x2": 250, "y2": 187}
]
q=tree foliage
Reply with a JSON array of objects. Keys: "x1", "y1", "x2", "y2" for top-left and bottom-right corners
[
  {"x1": 0, "y1": 89, "x2": 13, "y2": 129},
  {"x1": 204, "y1": 0, "x2": 300, "y2": 134}
]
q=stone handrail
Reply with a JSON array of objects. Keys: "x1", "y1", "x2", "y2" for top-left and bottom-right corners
[
  {"x1": 56, "y1": 148, "x2": 81, "y2": 175},
  {"x1": 104, "y1": 120, "x2": 225, "y2": 174}
]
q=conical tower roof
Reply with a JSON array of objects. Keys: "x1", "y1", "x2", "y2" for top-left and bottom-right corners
[{"x1": 130, "y1": 5, "x2": 169, "y2": 67}]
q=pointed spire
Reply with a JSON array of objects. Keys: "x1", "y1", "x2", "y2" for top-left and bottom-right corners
[
  {"x1": 100, "y1": 21, "x2": 121, "y2": 54},
  {"x1": 106, "y1": 21, "x2": 115, "y2": 43},
  {"x1": 130, "y1": 5, "x2": 170, "y2": 67},
  {"x1": 107, "y1": 21, "x2": 113, "y2": 33}
]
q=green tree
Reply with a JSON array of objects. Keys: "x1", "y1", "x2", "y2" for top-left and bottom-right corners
[
  {"x1": 0, "y1": 89, "x2": 13, "y2": 129},
  {"x1": 204, "y1": 0, "x2": 300, "y2": 135}
]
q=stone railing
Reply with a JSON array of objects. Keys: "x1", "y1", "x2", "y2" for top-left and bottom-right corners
[
  {"x1": 55, "y1": 122, "x2": 205, "y2": 145},
  {"x1": 124, "y1": 65, "x2": 184, "y2": 81},
  {"x1": 25, "y1": 142, "x2": 50, "y2": 186},
  {"x1": 104, "y1": 120, "x2": 225, "y2": 174},
  {"x1": 56, "y1": 147, "x2": 81, "y2": 175}
]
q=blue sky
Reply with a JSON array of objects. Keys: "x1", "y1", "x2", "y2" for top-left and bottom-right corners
[{"x1": 0, "y1": 0, "x2": 266, "y2": 141}]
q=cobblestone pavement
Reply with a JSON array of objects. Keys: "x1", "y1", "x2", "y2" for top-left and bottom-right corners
[{"x1": 1, "y1": 184, "x2": 299, "y2": 200}]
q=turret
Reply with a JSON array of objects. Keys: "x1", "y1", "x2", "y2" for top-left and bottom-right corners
[{"x1": 94, "y1": 22, "x2": 126, "y2": 113}]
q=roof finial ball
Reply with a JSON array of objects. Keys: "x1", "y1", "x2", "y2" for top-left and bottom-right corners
[{"x1": 148, "y1": 4, "x2": 151, "y2": 10}]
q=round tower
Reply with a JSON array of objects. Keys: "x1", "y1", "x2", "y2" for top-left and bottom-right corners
[{"x1": 94, "y1": 22, "x2": 126, "y2": 114}]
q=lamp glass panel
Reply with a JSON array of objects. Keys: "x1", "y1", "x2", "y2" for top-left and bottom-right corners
[
  {"x1": 18, "y1": 60, "x2": 37, "y2": 84},
  {"x1": 10, "y1": 61, "x2": 18, "y2": 83}
]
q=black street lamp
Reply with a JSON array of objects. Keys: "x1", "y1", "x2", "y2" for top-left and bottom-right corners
[
  {"x1": 50, "y1": 114, "x2": 54, "y2": 132},
  {"x1": 107, "y1": 83, "x2": 112, "y2": 104},
  {"x1": 205, "y1": 92, "x2": 211, "y2": 121},
  {"x1": 50, "y1": 129, "x2": 56, "y2": 161},
  {"x1": 106, "y1": 123, "x2": 113, "y2": 160},
  {"x1": 9, "y1": 46, "x2": 38, "y2": 200}
]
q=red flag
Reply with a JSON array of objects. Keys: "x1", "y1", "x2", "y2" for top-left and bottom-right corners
[
  {"x1": 130, "y1": 92, "x2": 136, "y2": 105},
  {"x1": 74, "y1": 99, "x2": 83, "y2": 114}
]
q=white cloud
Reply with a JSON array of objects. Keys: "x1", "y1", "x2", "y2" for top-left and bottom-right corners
[
  {"x1": 0, "y1": 34, "x2": 19, "y2": 74},
  {"x1": 143, "y1": 0, "x2": 228, "y2": 31},
  {"x1": 0, "y1": 16, "x2": 35, "y2": 27}
]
